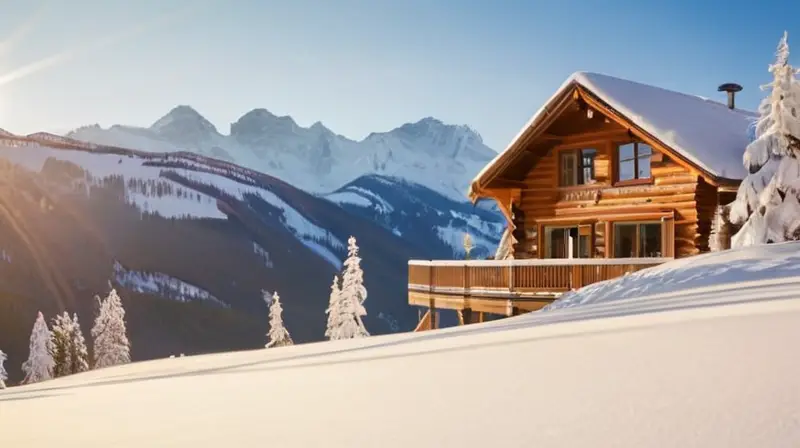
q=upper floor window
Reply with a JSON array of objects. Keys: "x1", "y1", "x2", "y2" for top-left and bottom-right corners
[
  {"x1": 617, "y1": 142, "x2": 652, "y2": 182},
  {"x1": 560, "y1": 148, "x2": 596, "y2": 187}
]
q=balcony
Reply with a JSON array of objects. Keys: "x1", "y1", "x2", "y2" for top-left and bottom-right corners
[{"x1": 408, "y1": 258, "x2": 670, "y2": 327}]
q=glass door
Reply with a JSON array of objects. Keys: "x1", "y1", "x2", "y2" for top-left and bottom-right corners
[{"x1": 544, "y1": 226, "x2": 591, "y2": 259}]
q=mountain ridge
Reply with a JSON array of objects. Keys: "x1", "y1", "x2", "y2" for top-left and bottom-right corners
[{"x1": 65, "y1": 106, "x2": 497, "y2": 201}]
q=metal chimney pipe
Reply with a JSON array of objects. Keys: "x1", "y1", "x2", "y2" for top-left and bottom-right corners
[{"x1": 717, "y1": 83, "x2": 743, "y2": 110}]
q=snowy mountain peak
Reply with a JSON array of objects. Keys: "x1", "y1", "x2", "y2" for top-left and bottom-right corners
[
  {"x1": 150, "y1": 105, "x2": 220, "y2": 143},
  {"x1": 65, "y1": 108, "x2": 498, "y2": 202},
  {"x1": 229, "y1": 108, "x2": 305, "y2": 148},
  {"x1": 364, "y1": 117, "x2": 494, "y2": 162},
  {"x1": 396, "y1": 117, "x2": 483, "y2": 143},
  {"x1": 310, "y1": 121, "x2": 332, "y2": 134}
]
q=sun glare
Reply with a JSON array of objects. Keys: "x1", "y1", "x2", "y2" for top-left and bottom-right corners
[{"x1": 0, "y1": 1, "x2": 216, "y2": 88}]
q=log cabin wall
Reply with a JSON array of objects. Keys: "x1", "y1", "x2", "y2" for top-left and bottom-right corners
[{"x1": 512, "y1": 126, "x2": 723, "y2": 260}]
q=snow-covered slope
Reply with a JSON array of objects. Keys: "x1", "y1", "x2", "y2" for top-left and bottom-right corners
[
  {"x1": 0, "y1": 143, "x2": 345, "y2": 267},
  {"x1": 544, "y1": 241, "x2": 800, "y2": 311},
  {"x1": 3, "y1": 243, "x2": 800, "y2": 447},
  {"x1": 67, "y1": 109, "x2": 496, "y2": 201},
  {"x1": 325, "y1": 174, "x2": 504, "y2": 259}
]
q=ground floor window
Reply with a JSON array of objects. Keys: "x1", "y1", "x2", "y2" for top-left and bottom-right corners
[
  {"x1": 613, "y1": 222, "x2": 662, "y2": 257},
  {"x1": 543, "y1": 225, "x2": 591, "y2": 259}
]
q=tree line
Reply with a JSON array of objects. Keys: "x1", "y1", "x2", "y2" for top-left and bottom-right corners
[
  {"x1": 0, "y1": 235, "x2": 372, "y2": 388},
  {"x1": 0, "y1": 287, "x2": 130, "y2": 389}
]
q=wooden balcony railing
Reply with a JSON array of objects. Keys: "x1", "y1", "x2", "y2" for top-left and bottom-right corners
[{"x1": 408, "y1": 258, "x2": 671, "y2": 299}]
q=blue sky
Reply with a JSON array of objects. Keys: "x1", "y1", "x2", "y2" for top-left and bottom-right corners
[{"x1": 0, "y1": 0, "x2": 798, "y2": 151}]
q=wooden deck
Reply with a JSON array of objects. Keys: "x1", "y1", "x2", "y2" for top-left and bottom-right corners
[{"x1": 408, "y1": 258, "x2": 670, "y2": 326}]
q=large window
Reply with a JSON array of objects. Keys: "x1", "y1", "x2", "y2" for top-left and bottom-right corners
[
  {"x1": 613, "y1": 222, "x2": 662, "y2": 257},
  {"x1": 544, "y1": 225, "x2": 591, "y2": 259},
  {"x1": 560, "y1": 148, "x2": 596, "y2": 186},
  {"x1": 617, "y1": 142, "x2": 652, "y2": 182}
]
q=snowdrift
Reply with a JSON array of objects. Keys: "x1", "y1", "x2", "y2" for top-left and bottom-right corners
[{"x1": 3, "y1": 243, "x2": 800, "y2": 447}]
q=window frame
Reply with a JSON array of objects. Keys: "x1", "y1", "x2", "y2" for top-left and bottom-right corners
[
  {"x1": 559, "y1": 148, "x2": 597, "y2": 187},
  {"x1": 542, "y1": 224, "x2": 593, "y2": 259},
  {"x1": 612, "y1": 221, "x2": 663, "y2": 258},
  {"x1": 614, "y1": 141, "x2": 653, "y2": 186}
]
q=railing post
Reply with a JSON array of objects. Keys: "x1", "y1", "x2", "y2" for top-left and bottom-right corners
[
  {"x1": 463, "y1": 263, "x2": 470, "y2": 296},
  {"x1": 428, "y1": 261, "x2": 436, "y2": 330},
  {"x1": 428, "y1": 262, "x2": 434, "y2": 298},
  {"x1": 508, "y1": 261, "x2": 514, "y2": 294}
]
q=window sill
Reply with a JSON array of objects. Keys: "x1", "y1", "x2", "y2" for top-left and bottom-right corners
[{"x1": 613, "y1": 178, "x2": 653, "y2": 187}]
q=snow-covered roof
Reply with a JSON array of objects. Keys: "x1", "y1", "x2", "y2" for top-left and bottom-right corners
[{"x1": 471, "y1": 72, "x2": 758, "y2": 197}]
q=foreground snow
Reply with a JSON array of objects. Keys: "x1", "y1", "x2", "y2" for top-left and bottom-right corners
[
  {"x1": 3, "y1": 244, "x2": 800, "y2": 447},
  {"x1": 546, "y1": 241, "x2": 800, "y2": 310}
]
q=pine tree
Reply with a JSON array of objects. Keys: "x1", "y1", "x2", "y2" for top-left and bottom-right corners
[
  {"x1": 21, "y1": 311, "x2": 54, "y2": 384},
  {"x1": 324, "y1": 275, "x2": 342, "y2": 340},
  {"x1": 335, "y1": 236, "x2": 369, "y2": 339},
  {"x1": 69, "y1": 313, "x2": 90, "y2": 374},
  {"x1": 265, "y1": 291, "x2": 293, "y2": 348},
  {"x1": 463, "y1": 232, "x2": 474, "y2": 260},
  {"x1": 50, "y1": 311, "x2": 73, "y2": 377},
  {"x1": 727, "y1": 32, "x2": 800, "y2": 246},
  {"x1": 0, "y1": 349, "x2": 8, "y2": 389},
  {"x1": 91, "y1": 287, "x2": 131, "y2": 369}
]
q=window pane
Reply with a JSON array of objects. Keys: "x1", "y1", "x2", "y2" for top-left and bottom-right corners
[
  {"x1": 637, "y1": 155, "x2": 651, "y2": 179},
  {"x1": 545, "y1": 227, "x2": 569, "y2": 259},
  {"x1": 618, "y1": 143, "x2": 635, "y2": 161},
  {"x1": 580, "y1": 149, "x2": 596, "y2": 184},
  {"x1": 614, "y1": 224, "x2": 637, "y2": 258},
  {"x1": 639, "y1": 223, "x2": 662, "y2": 257},
  {"x1": 560, "y1": 151, "x2": 577, "y2": 186},
  {"x1": 578, "y1": 235, "x2": 591, "y2": 258},
  {"x1": 619, "y1": 159, "x2": 635, "y2": 181},
  {"x1": 638, "y1": 143, "x2": 653, "y2": 156}
]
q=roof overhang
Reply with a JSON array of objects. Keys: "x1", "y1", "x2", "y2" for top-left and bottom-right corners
[{"x1": 468, "y1": 79, "x2": 580, "y2": 202}]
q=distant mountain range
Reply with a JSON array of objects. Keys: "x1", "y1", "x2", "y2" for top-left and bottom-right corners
[
  {"x1": 0, "y1": 113, "x2": 504, "y2": 382},
  {"x1": 66, "y1": 106, "x2": 497, "y2": 201}
]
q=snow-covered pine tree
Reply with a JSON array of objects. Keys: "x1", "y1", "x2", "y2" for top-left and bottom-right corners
[
  {"x1": 324, "y1": 275, "x2": 342, "y2": 340},
  {"x1": 0, "y1": 349, "x2": 8, "y2": 389},
  {"x1": 463, "y1": 232, "x2": 474, "y2": 260},
  {"x1": 69, "y1": 313, "x2": 90, "y2": 374},
  {"x1": 91, "y1": 287, "x2": 131, "y2": 369},
  {"x1": 21, "y1": 311, "x2": 54, "y2": 384},
  {"x1": 265, "y1": 291, "x2": 293, "y2": 348},
  {"x1": 50, "y1": 311, "x2": 74, "y2": 377},
  {"x1": 728, "y1": 31, "x2": 800, "y2": 246},
  {"x1": 336, "y1": 236, "x2": 369, "y2": 339}
]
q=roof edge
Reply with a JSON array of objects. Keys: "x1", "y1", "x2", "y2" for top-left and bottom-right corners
[{"x1": 469, "y1": 75, "x2": 582, "y2": 198}]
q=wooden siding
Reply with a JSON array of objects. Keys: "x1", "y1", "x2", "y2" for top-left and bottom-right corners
[{"x1": 511, "y1": 119, "x2": 724, "y2": 259}]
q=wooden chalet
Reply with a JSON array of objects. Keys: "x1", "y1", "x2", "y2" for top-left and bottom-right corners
[{"x1": 409, "y1": 71, "x2": 756, "y2": 329}]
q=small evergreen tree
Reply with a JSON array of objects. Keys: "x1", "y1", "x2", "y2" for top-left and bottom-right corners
[
  {"x1": 265, "y1": 291, "x2": 293, "y2": 348},
  {"x1": 69, "y1": 313, "x2": 90, "y2": 374},
  {"x1": 336, "y1": 236, "x2": 369, "y2": 339},
  {"x1": 21, "y1": 311, "x2": 54, "y2": 384},
  {"x1": 324, "y1": 275, "x2": 342, "y2": 340},
  {"x1": 50, "y1": 311, "x2": 73, "y2": 377},
  {"x1": 0, "y1": 349, "x2": 8, "y2": 389},
  {"x1": 727, "y1": 32, "x2": 800, "y2": 246},
  {"x1": 463, "y1": 232, "x2": 474, "y2": 260},
  {"x1": 91, "y1": 287, "x2": 131, "y2": 369}
]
